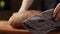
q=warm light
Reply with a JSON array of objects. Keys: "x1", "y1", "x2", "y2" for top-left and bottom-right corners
[{"x1": 0, "y1": 0, "x2": 5, "y2": 8}]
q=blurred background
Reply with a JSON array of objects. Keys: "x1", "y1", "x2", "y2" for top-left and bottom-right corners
[
  {"x1": 0, "y1": 0, "x2": 22, "y2": 20},
  {"x1": 0, "y1": 0, "x2": 41, "y2": 20}
]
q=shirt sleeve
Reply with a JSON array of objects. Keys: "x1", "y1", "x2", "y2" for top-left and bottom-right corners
[{"x1": 23, "y1": 9, "x2": 56, "y2": 34}]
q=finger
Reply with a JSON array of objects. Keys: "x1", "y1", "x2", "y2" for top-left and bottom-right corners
[{"x1": 53, "y1": 3, "x2": 60, "y2": 17}]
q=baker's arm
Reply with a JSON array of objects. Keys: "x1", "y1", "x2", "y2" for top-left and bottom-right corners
[{"x1": 18, "y1": 0, "x2": 34, "y2": 13}]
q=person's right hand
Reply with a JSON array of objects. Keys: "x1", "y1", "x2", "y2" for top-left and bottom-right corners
[
  {"x1": 9, "y1": 12, "x2": 24, "y2": 29},
  {"x1": 8, "y1": 10, "x2": 41, "y2": 29}
]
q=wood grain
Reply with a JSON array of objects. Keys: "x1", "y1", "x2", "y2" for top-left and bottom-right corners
[
  {"x1": 0, "y1": 20, "x2": 60, "y2": 34},
  {"x1": 0, "y1": 20, "x2": 31, "y2": 34}
]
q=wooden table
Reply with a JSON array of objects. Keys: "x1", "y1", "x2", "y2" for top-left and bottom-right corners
[
  {"x1": 0, "y1": 20, "x2": 31, "y2": 34},
  {"x1": 0, "y1": 20, "x2": 60, "y2": 34}
]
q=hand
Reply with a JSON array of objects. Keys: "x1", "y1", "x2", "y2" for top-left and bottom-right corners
[
  {"x1": 53, "y1": 3, "x2": 60, "y2": 17},
  {"x1": 8, "y1": 10, "x2": 41, "y2": 29},
  {"x1": 9, "y1": 12, "x2": 24, "y2": 29},
  {"x1": 53, "y1": 3, "x2": 60, "y2": 21}
]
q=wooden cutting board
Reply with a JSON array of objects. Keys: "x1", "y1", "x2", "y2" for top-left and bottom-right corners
[
  {"x1": 0, "y1": 20, "x2": 31, "y2": 34},
  {"x1": 0, "y1": 20, "x2": 60, "y2": 34}
]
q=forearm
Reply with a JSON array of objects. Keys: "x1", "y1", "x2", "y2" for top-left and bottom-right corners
[{"x1": 18, "y1": 0, "x2": 34, "y2": 13}]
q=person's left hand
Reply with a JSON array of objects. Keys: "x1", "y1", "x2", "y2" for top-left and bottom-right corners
[
  {"x1": 53, "y1": 3, "x2": 60, "y2": 21},
  {"x1": 53, "y1": 3, "x2": 60, "y2": 17}
]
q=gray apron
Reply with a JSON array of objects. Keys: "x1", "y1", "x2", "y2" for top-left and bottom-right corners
[{"x1": 23, "y1": 9, "x2": 60, "y2": 34}]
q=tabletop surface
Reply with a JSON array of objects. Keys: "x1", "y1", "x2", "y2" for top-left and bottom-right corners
[
  {"x1": 0, "y1": 20, "x2": 31, "y2": 34},
  {"x1": 0, "y1": 20, "x2": 60, "y2": 34}
]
